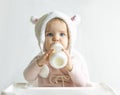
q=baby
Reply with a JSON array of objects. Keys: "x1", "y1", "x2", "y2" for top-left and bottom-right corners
[{"x1": 24, "y1": 11, "x2": 92, "y2": 87}]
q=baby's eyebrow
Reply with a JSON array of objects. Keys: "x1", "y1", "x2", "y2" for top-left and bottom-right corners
[
  {"x1": 59, "y1": 31, "x2": 67, "y2": 34},
  {"x1": 45, "y1": 31, "x2": 49, "y2": 33}
]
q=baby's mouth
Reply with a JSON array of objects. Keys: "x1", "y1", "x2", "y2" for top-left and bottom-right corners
[
  {"x1": 50, "y1": 43, "x2": 63, "y2": 47},
  {"x1": 50, "y1": 43, "x2": 64, "y2": 51}
]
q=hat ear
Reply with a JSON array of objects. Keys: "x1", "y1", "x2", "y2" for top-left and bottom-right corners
[
  {"x1": 30, "y1": 16, "x2": 39, "y2": 24},
  {"x1": 71, "y1": 15, "x2": 81, "y2": 25}
]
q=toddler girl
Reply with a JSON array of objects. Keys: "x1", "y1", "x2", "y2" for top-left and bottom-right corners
[{"x1": 24, "y1": 11, "x2": 92, "y2": 87}]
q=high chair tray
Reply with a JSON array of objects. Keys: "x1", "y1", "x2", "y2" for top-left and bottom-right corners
[{"x1": 1, "y1": 83, "x2": 117, "y2": 95}]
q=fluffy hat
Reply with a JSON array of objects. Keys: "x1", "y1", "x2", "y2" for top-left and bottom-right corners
[{"x1": 31, "y1": 11, "x2": 81, "y2": 54}]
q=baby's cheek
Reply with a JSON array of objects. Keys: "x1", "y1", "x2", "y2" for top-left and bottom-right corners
[
  {"x1": 63, "y1": 41, "x2": 68, "y2": 49},
  {"x1": 45, "y1": 40, "x2": 52, "y2": 50}
]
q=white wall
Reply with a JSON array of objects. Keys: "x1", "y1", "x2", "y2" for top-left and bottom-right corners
[{"x1": 0, "y1": 0, "x2": 120, "y2": 93}]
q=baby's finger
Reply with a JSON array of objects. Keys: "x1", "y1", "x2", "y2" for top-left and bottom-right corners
[
  {"x1": 47, "y1": 49, "x2": 54, "y2": 55},
  {"x1": 43, "y1": 53, "x2": 49, "y2": 59},
  {"x1": 44, "y1": 49, "x2": 54, "y2": 59}
]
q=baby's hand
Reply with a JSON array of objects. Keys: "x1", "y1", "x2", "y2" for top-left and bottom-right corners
[{"x1": 36, "y1": 49, "x2": 54, "y2": 67}]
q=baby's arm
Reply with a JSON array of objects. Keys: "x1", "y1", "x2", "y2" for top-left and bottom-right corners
[
  {"x1": 68, "y1": 52, "x2": 92, "y2": 86},
  {"x1": 24, "y1": 49, "x2": 53, "y2": 81},
  {"x1": 23, "y1": 55, "x2": 43, "y2": 81}
]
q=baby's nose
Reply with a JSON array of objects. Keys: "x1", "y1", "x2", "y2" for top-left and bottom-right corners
[
  {"x1": 52, "y1": 35, "x2": 59, "y2": 41},
  {"x1": 52, "y1": 38, "x2": 59, "y2": 42}
]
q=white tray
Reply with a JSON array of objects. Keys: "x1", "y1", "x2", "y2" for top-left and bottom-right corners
[{"x1": 1, "y1": 83, "x2": 117, "y2": 95}]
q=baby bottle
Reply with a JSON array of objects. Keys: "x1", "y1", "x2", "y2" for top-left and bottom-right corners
[{"x1": 49, "y1": 43, "x2": 68, "y2": 69}]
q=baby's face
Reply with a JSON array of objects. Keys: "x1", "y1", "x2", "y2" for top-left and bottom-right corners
[{"x1": 44, "y1": 19, "x2": 69, "y2": 51}]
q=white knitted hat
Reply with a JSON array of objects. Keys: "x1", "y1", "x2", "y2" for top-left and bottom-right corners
[{"x1": 31, "y1": 11, "x2": 80, "y2": 54}]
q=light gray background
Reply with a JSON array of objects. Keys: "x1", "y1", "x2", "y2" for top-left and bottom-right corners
[{"x1": 0, "y1": 0, "x2": 120, "y2": 94}]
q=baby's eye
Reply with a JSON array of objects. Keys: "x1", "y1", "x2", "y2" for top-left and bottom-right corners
[
  {"x1": 46, "y1": 33, "x2": 53, "y2": 37},
  {"x1": 60, "y1": 33, "x2": 65, "y2": 37}
]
